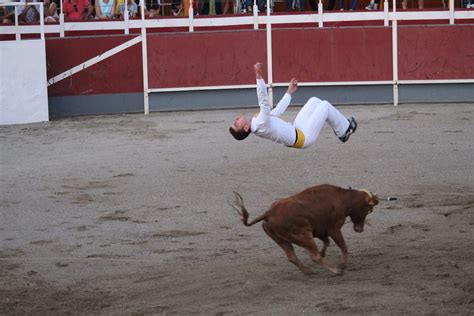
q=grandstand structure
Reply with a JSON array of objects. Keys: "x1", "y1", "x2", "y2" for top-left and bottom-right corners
[{"x1": 0, "y1": 0, "x2": 473, "y2": 119}]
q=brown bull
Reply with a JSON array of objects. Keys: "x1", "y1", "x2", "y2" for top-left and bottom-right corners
[{"x1": 230, "y1": 184, "x2": 379, "y2": 275}]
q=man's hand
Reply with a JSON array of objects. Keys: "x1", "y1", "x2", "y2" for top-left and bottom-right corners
[
  {"x1": 254, "y1": 62, "x2": 263, "y2": 79},
  {"x1": 287, "y1": 78, "x2": 298, "y2": 95}
]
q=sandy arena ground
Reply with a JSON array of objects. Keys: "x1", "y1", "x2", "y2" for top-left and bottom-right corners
[{"x1": 1, "y1": 103, "x2": 473, "y2": 315}]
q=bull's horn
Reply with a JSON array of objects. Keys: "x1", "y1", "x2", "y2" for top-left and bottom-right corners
[{"x1": 357, "y1": 189, "x2": 373, "y2": 199}]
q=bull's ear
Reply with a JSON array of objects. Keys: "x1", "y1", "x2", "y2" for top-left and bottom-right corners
[
  {"x1": 364, "y1": 195, "x2": 373, "y2": 206},
  {"x1": 367, "y1": 195, "x2": 379, "y2": 207}
]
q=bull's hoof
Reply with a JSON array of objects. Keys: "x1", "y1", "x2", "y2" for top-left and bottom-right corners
[
  {"x1": 333, "y1": 268, "x2": 344, "y2": 276},
  {"x1": 302, "y1": 269, "x2": 314, "y2": 275},
  {"x1": 338, "y1": 263, "x2": 347, "y2": 271}
]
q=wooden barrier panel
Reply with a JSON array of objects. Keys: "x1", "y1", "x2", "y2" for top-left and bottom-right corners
[
  {"x1": 398, "y1": 24, "x2": 474, "y2": 80},
  {"x1": 46, "y1": 35, "x2": 143, "y2": 97},
  {"x1": 272, "y1": 27, "x2": 393, "y2": 82},
  {"x1": 147, "y1": 30, "x2": 267, "y2": 88},
  {"x1": 45, "y1": 24, "x2": 473, "y2": 98}
]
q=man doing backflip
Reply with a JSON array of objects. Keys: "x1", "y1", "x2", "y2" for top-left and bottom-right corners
[{"x1": 229, "y1": 62, "x2": 357, "y2": 149}]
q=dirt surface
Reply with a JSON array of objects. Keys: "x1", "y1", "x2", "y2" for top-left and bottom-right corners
[{"x1": 1, "y1": 103, "x2": 473, "y2": 315}]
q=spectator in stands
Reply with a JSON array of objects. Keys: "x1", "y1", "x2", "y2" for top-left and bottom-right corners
[
  {"x1": 19, "y1": 0, "x2": 40, "y2": 22},
  {"x1": 95, "y1": 0, "x2": 116, "y2": 18},
  {"x1": 0, "y1": 0, "x2": 30, "y2": 23},
  {"x1": 222, "y1": 0, "x2": 234, "y2": 14},
  {"x1": 44, "y1": 0, "x2": 59, "y2": 22},
  {"x1": 327, "y1": 0, "x2": 336, "y2": 10},
  {"x1": 200, "y1": 0, "x2": 222, "y2": 15},
  {"x1": 180, "y1": 0, "x2": 198, "y2": 16},
  {"x1": 117, "y1": 0, "x2": 138, "y2": 17},
  {"x1": 63, "y1": 0, "x2": 93, "y2": 20},
  {"x1": 242, "y1": 0, "x2": 266, "y2": 12},
  {"x1": 339, "y1": 0, "x2": 357, "y2": 10},
  {"x1": 171, "y1": 0, "x2": 183, "y2": 15},
  {"x1": 402, "y1": 0, "x2": 423, "y2": 9},
  {"x1": 144, "y1": 0, "x2": 160, "y2": 17},
  {"x1": 286, "y1": 0, "x2": 305, "y2": 11},
  {"x1": 365, "y1": 0, "x2": 379, "y2": 10},
  {"x1": 0, "y1": 5, "x2": 15, "y2": 23},
  {"x1": 243, "y1": 0, "x2": 252, "y2": 12}
]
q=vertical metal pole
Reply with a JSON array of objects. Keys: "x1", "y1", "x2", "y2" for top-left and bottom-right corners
[
  {"x1": 59, "y1": 0, "x2": 65, "y2": 38},
  {"x1": 124, "y1": 3, "x2": 130, "y2": 35},
  {"x1": 392, "y1": 0, "x2": 398, "y2": 106},
  {"x1": 39, "y1": 3, "x2": 44, "y2": 40},
  {"x1": 189, "y1": 0, "x2": 194, "y2": 32},
  {"x1": 449, "y1": 0, "x2": 454, "y2": 25},
  {"x1": 318, "y1": 0, "x2": 323, "y2": 28},
  {"x1": 253, "y1": 0, "x2": 259, "y2": 29},
  {"x1": 140, "y1": 0, "x2": 150, "y2": 114},
  {"x1": 14, "y1": 6, "x2": 20, "y2": 41},
  {"x1": 384, "y1": 0, "x2": 389, "y2": 26},
  {"x1": 266, "y1": 0, "x2": 273, "y2": 106}
]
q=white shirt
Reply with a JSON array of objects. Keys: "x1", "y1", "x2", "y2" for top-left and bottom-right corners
[{"x1": 250, "y1": 79, "x2": 296, "y2": 147}]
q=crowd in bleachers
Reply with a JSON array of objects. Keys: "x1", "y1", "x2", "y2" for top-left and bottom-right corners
[{"x1": 1, "y1": 0, "x2": 473, "y2": 23}]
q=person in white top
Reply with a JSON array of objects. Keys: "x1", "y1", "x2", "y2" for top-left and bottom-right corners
[{"x1": 229, "y1": 62, "x2": 357, "y2": 149}]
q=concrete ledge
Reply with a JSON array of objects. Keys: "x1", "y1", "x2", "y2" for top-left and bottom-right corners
[{"x1": 48, "y1": 83, "x2": 474, "y2": 117}]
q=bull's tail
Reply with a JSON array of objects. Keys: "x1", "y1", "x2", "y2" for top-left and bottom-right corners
[{"x1": 229, "y1": 191, "x2": 267, "y2": 227}]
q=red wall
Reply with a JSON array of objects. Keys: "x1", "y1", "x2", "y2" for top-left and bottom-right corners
[
  {"x1": 272, "y1": 27, "x2": 393, "y2": 82},
  {"x1": 147, "y1": 27, "x2": 393, "y2": 87},
  {"x1": 147, "y1": 31, "x2": 266, "y2": 88},
  {"x1": 398, "y1": 24, "x2": 474, "y2": 80},
  {"x1": 46, "y1": 35, "x2": 143, "y2": 96},
  {"x1": 46, "y1": 24, "x2": 474, "y2": 97}
]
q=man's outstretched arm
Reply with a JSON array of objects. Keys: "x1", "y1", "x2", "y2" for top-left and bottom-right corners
[
  {"x1": 255, "y1": 62, "x2": 264, "y2": 80},
  {"x1": 254, "y1": 63, "x2": 271, "y2": 119},
  {"x1": 271, "y1": 78, "x2": 298, "y2": 117}
]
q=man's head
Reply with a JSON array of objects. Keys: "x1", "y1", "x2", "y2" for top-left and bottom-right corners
[{"x1": 229, "y1": 115, "x2": 251, "y2": 141}]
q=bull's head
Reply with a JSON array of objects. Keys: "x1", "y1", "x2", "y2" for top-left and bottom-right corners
[{"x1": 350, "y1": 189, "x2": 379, "y2": 233}]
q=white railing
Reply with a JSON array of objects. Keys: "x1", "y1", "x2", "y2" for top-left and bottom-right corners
[{"x1": 1, "y1": 0, "x2": 473, "y2": 37}]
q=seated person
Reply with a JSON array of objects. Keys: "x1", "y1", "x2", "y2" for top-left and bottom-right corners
[
  {"x1": 117, "y1": 0, "x2": 138, "y2": 18},
  {"x1": 222, "y1": 0, "x2": 234, "y2": 14},
  {"x1": 365, "y1": 0, "x2": 379, "y2": 10},
  {"x1": 171, "y1": 0, "x2": 183, "y2": 16},
  {"x1": 95, "y1": 0, "x2": 116, "y2": 18},
  {"x1": 19, "y1": 0, "x2": 40, "y2": 23},
  {"x1": 1, "y1": 5, "x2": 16, "y2": 23},
  {"x1": 63, "y1": 0, "x2": 93, "y2": 20},
  {"x1": 144, "y1": 0, "x2": 161, "y2": 17},
  {"x1": 44, "y1": 0, "x2": 59, "y2": 22}
]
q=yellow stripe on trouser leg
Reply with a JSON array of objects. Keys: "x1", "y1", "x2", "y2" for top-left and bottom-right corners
[{"x1": 294, "y1": 128, "x2": 305, "y2": 149}]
